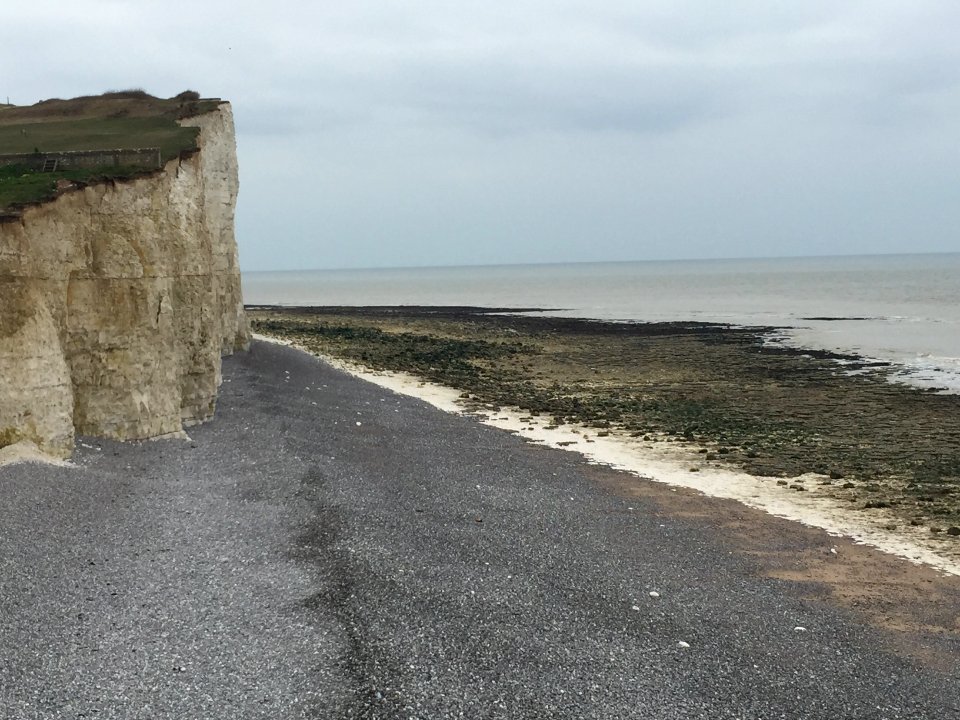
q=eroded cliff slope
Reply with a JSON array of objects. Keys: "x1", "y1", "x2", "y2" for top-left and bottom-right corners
[{"x1": 0, "y1": 102, "x2": 249, "y2": 458}]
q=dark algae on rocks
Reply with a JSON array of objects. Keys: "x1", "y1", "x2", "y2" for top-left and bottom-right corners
[{"x1": 251, "y1": 306, "x2": 960, "y2": 538}]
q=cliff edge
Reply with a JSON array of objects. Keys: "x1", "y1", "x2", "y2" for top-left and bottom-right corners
[{"x1": 0, "y1": 100, "x2": 249, "y2": 459}]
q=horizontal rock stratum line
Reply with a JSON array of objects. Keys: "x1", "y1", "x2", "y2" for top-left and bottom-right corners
[{"x1": 0, "y1": 102, "x2": 249, "y2": 458}]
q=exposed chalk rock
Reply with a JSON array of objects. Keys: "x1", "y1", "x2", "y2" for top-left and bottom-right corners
[{"x1": 0, "y1": 103, "x2": 248, "y2": 458}]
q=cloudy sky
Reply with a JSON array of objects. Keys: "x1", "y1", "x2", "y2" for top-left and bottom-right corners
[{"x1": 3, "y1": 1, "x2": 958, "y2": 270}]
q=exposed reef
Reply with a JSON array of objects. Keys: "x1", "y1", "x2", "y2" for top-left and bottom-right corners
[{"x1": 250, "y1": 306, "x2": 960, "y2": 535}]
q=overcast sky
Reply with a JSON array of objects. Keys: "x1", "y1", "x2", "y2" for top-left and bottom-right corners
[{"x1": 3, "y1": 1, "x2": 959, "y2": 270}]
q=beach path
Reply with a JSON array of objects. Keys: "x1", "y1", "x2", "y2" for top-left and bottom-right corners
[{"x1": 1, "y1": 340, "x2": 958, "y2": 719}]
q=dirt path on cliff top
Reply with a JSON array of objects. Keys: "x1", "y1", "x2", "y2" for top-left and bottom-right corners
[{"x1": 1, "y1": 340, "x2": 959, "y2": 719}]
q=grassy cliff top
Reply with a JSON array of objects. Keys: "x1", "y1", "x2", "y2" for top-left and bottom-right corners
[{"x1": 0, "y1": 90, "x2": 222, "y2": 216}]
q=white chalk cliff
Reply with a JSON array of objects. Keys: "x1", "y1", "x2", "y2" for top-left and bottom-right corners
[{"x1": 0, "y1": 103, "x2": 249, "y2": 458}]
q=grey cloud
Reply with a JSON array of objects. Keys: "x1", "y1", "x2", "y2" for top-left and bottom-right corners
[{"x1": 3, "y1": 1, "x2": 959, "y2": 270}]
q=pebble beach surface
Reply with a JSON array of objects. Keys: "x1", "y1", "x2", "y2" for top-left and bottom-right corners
[
  {"x1": 250, "y1": 307, "x2": 960, "y2": 541},
  {"x1": 1, "y1": 340, "x2": 959, "y2": 718}
]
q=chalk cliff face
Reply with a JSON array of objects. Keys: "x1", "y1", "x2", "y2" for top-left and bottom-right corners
[{"x1": 0, "y1": 103, "x2": 249, "y2": 458}]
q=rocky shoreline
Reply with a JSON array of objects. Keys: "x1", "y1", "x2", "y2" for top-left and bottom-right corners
[{"x1": 249, "y1": 306, "x2": 960, "y2": 541}]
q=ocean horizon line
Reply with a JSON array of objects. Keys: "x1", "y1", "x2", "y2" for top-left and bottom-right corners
[{"x1": 239, "y1": 250, "x2": 960, "y2": 276}]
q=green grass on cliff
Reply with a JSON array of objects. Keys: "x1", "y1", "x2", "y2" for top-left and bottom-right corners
[
  {"x1": 0, "y1": 163, "x2": 149, "y2": 211},
  {"x1": 0, "y1": 116, "x2": 200, "y2": 158},
  {"x1": 0, "y1": 90, "x2": 220, "y2": 215}
]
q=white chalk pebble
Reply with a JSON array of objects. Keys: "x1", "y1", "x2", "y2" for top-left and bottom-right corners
[
  {"x1": 649, "y1": 591, "x2": 660, "y2": 598},
  {"x1": 356, "y1": 421, "x2": 362, "y2": 426},
  {"x1": 677, "y1": 641, "x2": 690, "y2": 648},
  {"x1": 631, "y1": 605, "x2": 640, "y2": 611},
  {"x1": 794, "y1": 626, "x2": 807, "y2": 632}
]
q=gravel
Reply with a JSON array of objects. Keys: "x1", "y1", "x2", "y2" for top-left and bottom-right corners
[{"x1": 1, "y1": 340, "x2": 958, "y2": 719}]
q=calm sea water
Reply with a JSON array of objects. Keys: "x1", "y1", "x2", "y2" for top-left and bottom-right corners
[{"x1": 243, "y1": 253, "x2": 960, "y2": 393}]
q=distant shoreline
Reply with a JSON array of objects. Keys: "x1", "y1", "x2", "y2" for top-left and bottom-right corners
[
  {"x1": 241, "y1": 255, "x2": 960, "y2": 396},
  {"x1": 248, "y1": 305, "x2": 960, "y2": 570}
]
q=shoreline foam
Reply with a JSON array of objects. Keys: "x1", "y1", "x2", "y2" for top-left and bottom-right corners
[{"x1": 254, "y1": 334, "x2": 960, "y2": 578}]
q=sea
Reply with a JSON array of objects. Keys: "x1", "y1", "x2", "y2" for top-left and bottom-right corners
[{"x1": 243, "y1": 252, "x2": 960, "y2": 394}]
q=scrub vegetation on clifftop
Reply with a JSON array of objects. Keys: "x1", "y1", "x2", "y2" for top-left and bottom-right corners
[{"x1": 0, "y1": 90, "x2": 220, "y2": 215}]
